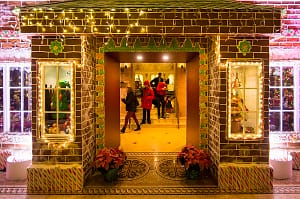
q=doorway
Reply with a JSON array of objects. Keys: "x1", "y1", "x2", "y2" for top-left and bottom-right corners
[
  {"x1": 104, "y1": 52, "x2": 200, "y2": 152},
  {"x1": 120, "y1": 62, "x2": 186, "y2": 152}
]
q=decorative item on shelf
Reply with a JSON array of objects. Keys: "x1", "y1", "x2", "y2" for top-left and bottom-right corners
[
  {"x1": 93, "y1": 147, "x2": 127, "y2": 182},
  {"x1": 230, "y1": 72, "x2": 249, "y2": 134},
  {"x1": 177, "y1": 145, "x2": 212, "y2": 180},
  {"x1": 287, "y1": 133, "x2": 300, "y2": 147}
]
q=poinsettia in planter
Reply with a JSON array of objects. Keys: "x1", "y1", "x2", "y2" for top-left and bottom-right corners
[
  {"x1": 93, "y1": 147, "x2": 127, "y2": 182},
  {"x1": 177, "y1": 145, "x2": 212, "y2": 179}
]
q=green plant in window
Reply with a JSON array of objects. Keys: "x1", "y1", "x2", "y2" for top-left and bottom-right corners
[{"x1": 50, "y1": 81, "x2": 71, "y2": 119}]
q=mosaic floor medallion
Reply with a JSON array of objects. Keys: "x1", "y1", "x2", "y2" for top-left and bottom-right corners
[
  {"x1": 156, "y1": 159, "x2": 186, "y2": 180},
  {"x1": 118, "y1": 159, "x2": 150, "y2": 181}
]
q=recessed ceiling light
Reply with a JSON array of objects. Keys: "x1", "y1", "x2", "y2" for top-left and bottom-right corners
[
  {"x1": 137, "y1": 55, "x2": 143, "y2": 60},
  {"x1": 163, "y1": 55, "x2": 169, "y2": 60}
]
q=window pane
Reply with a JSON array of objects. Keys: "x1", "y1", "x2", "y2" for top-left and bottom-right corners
[
  {"x1": 283, "y1": 88, "x2": 294, "y2": 110},
  {"x1": 270, "y1": 112, "x2": 280, "y2": 131},
  {"x1": 50, "y1": 88, "x2": 57, "y2": 111},
  {"x1": 0, "y1": 67, "x2": 3, "y2": 87},
  {"x1": 10, "y1": 112, "x2": 21, "y2": 132},
  {"x1": 0, "y1": 112, "x2": 3, "y2": 133},
  {"x1": 45, "y1": 85, "x2": 53, "y2": 111},
  {"x1": 0, "y1": 68, "x2": 3, "y2": 112},
  {"x1": 10, "y1": 88, "x2": 21, "y2": 111},
  {"x1": 24, "y1": 112, "x2": 32, "y2": 132},
  {"x1": 270, "y1": 88, "x2": 280, "y2": 110},
  {"x1": 59, "y1": 65, "x2": 71, "y2": 83},
  {"x1": 57, "y1": 87, "x2": 71, "y2": 112},
  {"x1": 244, "y1": 89, "x2": 257, "y2": 110},
  {"x1": 23, "y1": 67, "x2": 31, "y2": 87},
  {"x1": 24, "y1": 89, "x2": 32, "y2": 110},
  {"x1": 0, "y1": 89, "x2": 3, "y2": 110},
  {"x1": 270, "y1": 67, "x2": 281, "y2": 86},
  {"x1": 10, "y1": 67, "x2": 21, "y2": 87},
  {"x1": 283, "y1": 112, "x2": 294, "y2": 131},
  {"x1": 244, "y1": 67, "x2": 257, "y2": 88},
  {"x1": 44, "y1": 65, "x2": 57, "y2": 88},
  {"x1": 282, "y1": 67, "x2": 293, "y2": 86}
]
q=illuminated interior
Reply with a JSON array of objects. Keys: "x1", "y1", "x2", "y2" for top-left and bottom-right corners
[
  {"x1": 38, "y1": 61, "x2": 75, "y2": 144},
  {"x1": 227, "y1": 61, "x2": 263, "y2": 140}
]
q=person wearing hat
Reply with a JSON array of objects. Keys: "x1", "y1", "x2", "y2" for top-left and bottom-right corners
[
  {"x1": 141, "y1": 80, "x2": 154, "y2": 124},
  {"x1": 156, "y1": 81, "x2": 167, "y2": 119}
]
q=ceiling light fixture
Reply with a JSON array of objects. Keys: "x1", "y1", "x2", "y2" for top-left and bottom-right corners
[
  {"x1": 137, "y1": 55, "x2": 143, "y2": 60},
  {"x1": 163, "y1": 55, "x2": 169, "y2": 60}
]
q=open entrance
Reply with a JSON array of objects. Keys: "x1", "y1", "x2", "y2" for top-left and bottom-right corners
[
  {"x1": 104, "y1": 52, "x2": 200, "y2": 152},
  {"x1": 120, "y1": 62, "x2": 186, "y2": 152}
]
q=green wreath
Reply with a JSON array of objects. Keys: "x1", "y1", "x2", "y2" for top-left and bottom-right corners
[
  {"x1": 237, "y1": 40, "x2": 251, "y2": 56},
  {"x1": 50, "y1": 40, "x2": 64, "y2": 55}
]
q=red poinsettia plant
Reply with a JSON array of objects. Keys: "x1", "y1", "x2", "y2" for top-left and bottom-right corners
[
  {"x1": 177, "y1": 145, "x2": 212, "y2": 170},
  {"x1": 93, "y1": 147, "x2": 127, "y2": 172}
]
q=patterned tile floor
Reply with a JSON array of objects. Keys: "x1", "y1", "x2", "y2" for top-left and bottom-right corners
[
  {"x1": 1, "y1": 124, "x2": 300, "y2": 195},
  {"x1": 1, "y1": 153, "x2": 300, "y2": 195},
  {"x1": 1, "y1": 194, "x2": 300, "y2": 199}
]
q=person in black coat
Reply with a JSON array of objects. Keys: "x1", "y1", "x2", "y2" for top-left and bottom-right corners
[
  {"x1": 121, "y1": 87, "x2": 141, "y2": 133},
  {"x1": 150, "y1": 72, "x2": 164, "y2": 91}
]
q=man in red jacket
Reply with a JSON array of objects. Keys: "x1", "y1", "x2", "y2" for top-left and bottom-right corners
[{"x1": 141, "y1": 80, "x2": 154, "y2": 124}]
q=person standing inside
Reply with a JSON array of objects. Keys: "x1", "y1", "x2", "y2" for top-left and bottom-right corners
[
  {"x1": 141, "y1": 80, "x2": 154, "y2": 124},
  {"x1": 121, "y1": 87, "x2": 141, "y2": 133},
  {"x1": 150, "y1": 72, "x2": 164, "y2": 93},
  {"x1": 156, "y1": 81, "x2": 167, "y2": 119}
]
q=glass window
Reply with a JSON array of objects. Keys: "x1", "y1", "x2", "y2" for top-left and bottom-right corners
[
  {"x1": 0, "y1": 62, "x2": 32, "y2": 143},
  {"x1": 0, "y1": 67, "x2": 3, "y2": 133},
  {"x1": 38, "y1": 62, "x2": 74, "y2": 143},
  {"x1": 227, "y1": 62, "x2": 263, "y2": 140},
  {"x1": 269, "y1": 61, "x2": 300, "y2": 146}
]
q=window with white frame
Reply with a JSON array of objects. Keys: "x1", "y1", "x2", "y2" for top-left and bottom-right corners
[
  {"x1": 0, "y1": 62, "x2": 32, "y2": 139},
  {"x1": 269, "y1": 61, "x2": 300, "y2": 145},
  {"x1": 38, "y1": 61, "x2": 75, "y2": 143}
]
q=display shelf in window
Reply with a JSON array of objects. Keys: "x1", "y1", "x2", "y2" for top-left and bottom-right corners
[
  {"x1": 38, "y1": 61, "x2": 75, "y2": 143},
  {"x1": 227, "y1": 61, "x2": 263, "y2": 140}
]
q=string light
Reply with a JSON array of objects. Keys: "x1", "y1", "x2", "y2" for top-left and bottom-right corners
[{"x1": 227, "y1": 61, "x2": 263, "y2": 140}]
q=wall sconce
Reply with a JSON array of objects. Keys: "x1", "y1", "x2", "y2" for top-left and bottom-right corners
[{"x1": 180, "y1": 64, "x2": 186, "y2": 72}]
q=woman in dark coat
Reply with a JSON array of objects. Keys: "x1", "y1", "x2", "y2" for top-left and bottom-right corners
[{"x1": 121, "y1": 87, "x2": 141, "y2": 133}]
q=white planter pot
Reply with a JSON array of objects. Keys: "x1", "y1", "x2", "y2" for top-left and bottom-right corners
[
  {"x1": 6, "y1": 156, "x2": 32, "y2": 180},
  {"x1": 270, "y1": 159, "x2": 292, "y2": 179}
]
